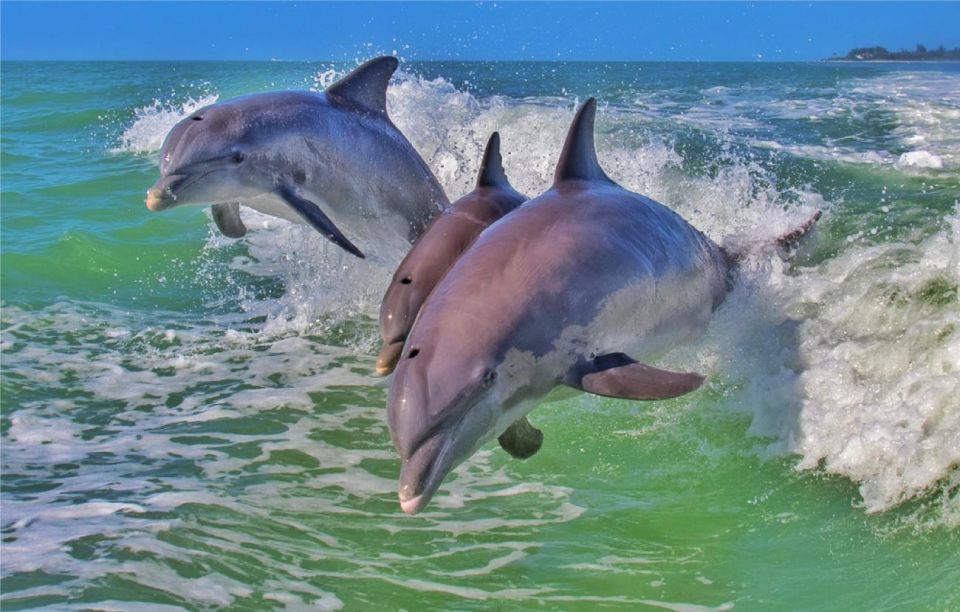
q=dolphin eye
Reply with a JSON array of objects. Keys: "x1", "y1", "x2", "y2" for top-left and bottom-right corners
[
  {"x1": 191, "y1": 115, "x2": 203, "y2": 121},
  {"x1": 483, "y1": 369, "x2": 498, "y2": 385},
  {"x1": 400, "y1": 277, "x2": 412, "y2": 285},
  {"x1": 407, "y1": 348, "x2": 420, "y2": 359},
  {"x1": 232, "y1": 151, "x2": 245, "y2": 163}
]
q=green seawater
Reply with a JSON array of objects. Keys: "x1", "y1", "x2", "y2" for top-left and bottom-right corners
[{"x1": 2, "y1": 61, "x2": 959, "y2": 610}]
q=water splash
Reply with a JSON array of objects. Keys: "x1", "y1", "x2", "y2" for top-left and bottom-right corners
[{"x1": 112, "y1": 94, "x2": 219, "y2": 155}]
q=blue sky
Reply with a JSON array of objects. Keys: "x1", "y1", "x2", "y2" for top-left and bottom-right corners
[{"x1": 2, "y1": 1, "x2": 958, "y2": 62}]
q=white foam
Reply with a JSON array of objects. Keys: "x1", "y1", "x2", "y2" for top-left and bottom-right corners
[
  {"x1": 897, "y1": 150, "x2": 944, "y2": 169},
  {"x1": 851, "y1": 71, "x2": 960, "y2": 170},
  {"x1": 751, "y1": 140, "x2": 895, "y2": 166},
  {"x1": 693, "y1": 208, "x2": 960, "y2": 516},
  {"x1": 11, "y1": 502, "x2": 145, "y2": 529},
  {"x1": 785, "y1": 213, "x2": 959, "y2": 512},
  {"x1": 113, "y1": 94, "x2": 219, "y2": 155}
]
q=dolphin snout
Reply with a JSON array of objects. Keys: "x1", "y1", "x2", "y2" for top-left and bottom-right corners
[
  {"x1": 397, "y1": 433, "x2": 446, "y2": 515},
  {"x1": 145, "y1": 188, "x2": 170, "y2": 211},
  {"x1": 376, "y1": 340, "x2": 405, "y2": 376},
  {"x1": 145, "y1": 175, "x2": 186, "y2": 211}
]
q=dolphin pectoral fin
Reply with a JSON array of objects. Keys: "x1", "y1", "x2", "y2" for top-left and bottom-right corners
[
  {"x1": 275, "y1": 184, "x2": 365, "y2": 258},
  {"x1": 211, "y1": 202, "x2": 248, "y2": 238},
  {"x1": 572, "y1": 353, "x2": 705, "y2": 401},
  {"x1": 498, "y1": 417, "x2": 544, "y2": 459}
]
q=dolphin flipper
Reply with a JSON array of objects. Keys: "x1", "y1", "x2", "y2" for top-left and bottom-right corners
[
  {"x1": 498, "y1": 417, "x2": 543, "y2": 459},
  {"x1": 276, "y1": 184, "x2": 365, "y2": 258},
  {"x1": 571, "y1": 353, "x2": 705, "y2": 401},
  {"x1": 211, "y1": 202, "x2": 248, "y2": 238}
]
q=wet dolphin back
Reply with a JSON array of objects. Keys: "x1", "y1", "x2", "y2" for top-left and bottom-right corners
[{"x1": 406, "y1": 182, "x2": 727, "y2": 373}]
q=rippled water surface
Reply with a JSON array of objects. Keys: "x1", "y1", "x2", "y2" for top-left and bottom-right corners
[{"x1": 2, "y1": 60, "x2": 959, "y2": 609}]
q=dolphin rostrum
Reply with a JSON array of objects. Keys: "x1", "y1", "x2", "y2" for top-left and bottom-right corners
[
  {"x1": 376, "y1": 132, "x2": 527, "y2": 376},
  {"x1": 145, "y1": 57, "x2": 449, "y2": 258},
  {"x1": 387, "y1": 98, "x2": 735, "y2": 514}
]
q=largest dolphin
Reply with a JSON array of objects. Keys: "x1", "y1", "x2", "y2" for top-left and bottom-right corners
[
  {"x1": 387, "y1": 98, "x2": 733, "y2": 514},
  {"x1": 145, "y1": 57, "x2": 449, "y2": 258}
]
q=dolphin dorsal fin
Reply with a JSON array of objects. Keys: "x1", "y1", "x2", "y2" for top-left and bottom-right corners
[
  {"x1": 554, "y1": 98, "x2": 613, "y2": 185},
  {"x1": 476, "y1": 132, "x2": 510, "y2": 188},
  {"x1": 327, "y1": 56, "x2": 399, "y2": 116}
]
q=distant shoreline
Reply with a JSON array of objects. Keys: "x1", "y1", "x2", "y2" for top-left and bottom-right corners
[
  {"x1": 825, "y1": 58, "x2": 960, "y2": 63},
  {"x1": 827, "y1": 44, "x2": 960, "y2": 62}
]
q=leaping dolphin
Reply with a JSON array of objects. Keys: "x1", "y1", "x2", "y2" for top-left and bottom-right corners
[
  {"x1": 145, "y1": 57, "x2": 449, "y2": 258},
  {"x1": 376, "y1": 132, "x2": 527, "y2": 376},
  {"x1": 387, "y1": 99, "x2": 749, "y2": 515}
]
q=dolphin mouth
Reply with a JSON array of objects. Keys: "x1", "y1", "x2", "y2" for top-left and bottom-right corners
[
  {"x1": 376, "y1": 340, "x2": 405, "y2": 376},
  {"x1": 145, "y1": 174, "x2": 187, "y2": 211},
  {"x1": 394, "y1": 380, "x2": 497, "y2": 515},
  {"x1": 397, "y1": 429, "x2": 456, "y2": 515},
  {"x1": 400, "y1": 494, "x2": 427, "y2": 515},
  {"x1": 145, "y1": 167, "x2": 225, "y2": 212}
]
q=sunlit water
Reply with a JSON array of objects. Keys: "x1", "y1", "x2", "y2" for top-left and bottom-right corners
[{"x1": 2, "y1": 60, "x2": 958, "y2": 609}]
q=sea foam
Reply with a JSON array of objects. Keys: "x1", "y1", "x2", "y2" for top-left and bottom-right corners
[{"x1": 114, "y1": 94, "x2": 219, "y2": 155}]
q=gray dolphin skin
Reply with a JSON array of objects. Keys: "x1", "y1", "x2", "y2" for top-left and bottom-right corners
[
  {"x1": 376, "y1": 132, "x2": 527, "y2": 376},
  {"x1": 145, "y1": 57, "x2": 449, "y2": 258},
  {"x1": 387, "y1": 98, "x2": 732, "y2": 515}
]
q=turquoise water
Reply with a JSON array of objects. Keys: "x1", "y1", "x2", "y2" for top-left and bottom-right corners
[{"x1": 2, "y1": 60, "x2": 958, "y2": 609}]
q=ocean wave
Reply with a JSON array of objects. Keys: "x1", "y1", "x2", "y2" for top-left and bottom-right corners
[
  {"x1": 687, "y1": 70, "x2": 960, "y2": 172},
  {"x1": 750, "y1": 140, "x2": 896, "y2": 166},
  {"x1": 787, "y1": 211, "x2": 959, "y2": 514},
  {"x1": 851, "y1": 72, "x2": 960, "y2": 170},
  {"x1": 897, "y1": 150, "x2": 945, "y2": 169},
  {"x1": 694, "y1": 208, "x2": 959, "y2": 519},
  {"x1": 0, "y1": 301, "x2": 586, "y2": 605}
]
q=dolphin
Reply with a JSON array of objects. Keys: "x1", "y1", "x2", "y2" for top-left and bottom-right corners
[
  {"x1": 376, "y1": 132, "x2": 527, "y2": 376},
  {"x1": 145, "y1": 57, "x2": 449, "y2": 258},
  {"x1": 386, "y1": 98, "x2": 735, "y2": 515}
]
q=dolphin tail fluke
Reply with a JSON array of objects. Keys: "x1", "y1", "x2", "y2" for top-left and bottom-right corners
[
  {"x1": 326, "y1": 56, "x2": 399, "y2": 117},
  {"x1": 476, "y1": 132, "x2": 510, "y2": 188},
  {"x1": 211, "y1": 202, "x2": 248, "y2": 238},
  {"x1": 554, "y1": 98, "x2": 613, "y2": 185},
  {"x1": 498, "y1": 417, "x2": 544, "y2": 459},
  {"x1": 570, "y1": 353, "x2": 705, "y2": 401},
  {"x1": 276, "y1": 184, "x2": 365, "y2": 258}
]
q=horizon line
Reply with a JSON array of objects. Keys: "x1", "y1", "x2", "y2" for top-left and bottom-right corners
[{"x1": 5, "y1": 57, "x2": 948, "y2": 64}]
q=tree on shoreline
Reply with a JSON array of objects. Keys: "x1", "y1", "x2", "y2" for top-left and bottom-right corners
[{"x1": 831, "y1": 44, "x2": 960, "y2": 61}]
